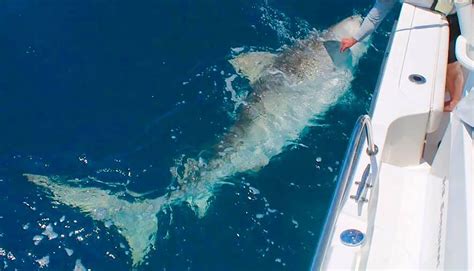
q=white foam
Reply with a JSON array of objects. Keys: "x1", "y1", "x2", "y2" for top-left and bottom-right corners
[
  {"x1": 224, "y1": 74, "x2": 239, "y2": 106},
  {"x1": 78, "y1": 155, "x2": 88, "y2": 165},
  {"x1": 106, "y1": 251, "x2": 116, "y2": 259},
  {"x1": 231, "y1": 47, "x2": 245, "y2": 54},
  {"x1": 249, "y1": 187, "x2": 260, "y2": 195},
  {"x1": 36, "y1": 255, "x2": 49, "y2": 268},
  {"x1": 33, "y1": 235, "x2": 44, "y2": 245},
  {"x1": 291, "y1": 218, "x2": 299, "y2": 228},
  {"x1": 73, "y1": 259, "x2": 87, "y2": 271},
  {"x1": 65, "y1": 248, "x2": 74, "y2": 256},
  {"x1": 260, "y1": 6, "x2": 293, "y2": 42},
  {"x1": 42, "y1": 224, "x2": 58, "y2": 240},
  {"x1": 6, "y1": 252, "x2": 15, "y2": 260},
  {"x1": 258, "y1": 4, "x2": 311, "y2": 43}
]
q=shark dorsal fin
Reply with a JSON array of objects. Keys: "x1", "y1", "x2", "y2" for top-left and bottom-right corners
[
  {"x1": 323, "y1": 40, "x2": 353, "y2": 69},
  {"x1": 229, "y1": 52, "x2": 276, "y2": 84}
]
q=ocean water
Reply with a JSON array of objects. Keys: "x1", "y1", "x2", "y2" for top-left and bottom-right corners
[{"x1": 0, "y1": 0, "x2": 397, "y2": 270}]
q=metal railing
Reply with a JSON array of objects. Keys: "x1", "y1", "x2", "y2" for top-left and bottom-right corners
[{"x1": 311, "y1": 115, "x2": 378, "y2": 270}]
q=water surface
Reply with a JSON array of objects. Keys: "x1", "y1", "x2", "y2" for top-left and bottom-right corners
[{"x1": 0, "y1": 0, "x2": 396, "y2": 270}]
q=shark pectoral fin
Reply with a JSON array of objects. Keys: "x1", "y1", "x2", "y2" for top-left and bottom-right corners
[
  {"x1": 229, "y1": 52, "x2": 276, "y2": 84},
  {"x1": 24, "y1": 173, "x2": 166, "y2": 267},
  {"x1": 323, "y1": 40, "x2": 353, "y2": 69}
]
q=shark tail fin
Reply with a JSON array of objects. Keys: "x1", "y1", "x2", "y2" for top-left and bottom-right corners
[
  {"x1": 229, "y1": 51, "x2": 276, "y2": 84},
  {"x1": 24, "y1": 174, "x2": 167, "y2": 267}
]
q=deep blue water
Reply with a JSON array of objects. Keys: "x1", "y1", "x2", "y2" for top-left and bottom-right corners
[{"x1": 0, "y1": 0, "x2": 396, "y2": 270}]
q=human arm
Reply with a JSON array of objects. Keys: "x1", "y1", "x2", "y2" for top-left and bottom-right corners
[{"x1": 340, "y1": 0, "x2": 397, "y2": 52}]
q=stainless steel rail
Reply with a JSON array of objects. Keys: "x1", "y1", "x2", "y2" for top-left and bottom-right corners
[{"x1": 310, "y1": 115, "x2": 378, "y2": 270}]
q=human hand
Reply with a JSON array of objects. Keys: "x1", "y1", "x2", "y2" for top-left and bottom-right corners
[{"x1": 340, "y1": 37, "x2": 357, "y2": 53}]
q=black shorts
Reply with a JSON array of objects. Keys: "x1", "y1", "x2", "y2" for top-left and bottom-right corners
[{"x1": 447, "y1": 13, "x2": 461, "y2": 64}]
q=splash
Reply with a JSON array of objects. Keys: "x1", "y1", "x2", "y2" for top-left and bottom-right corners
[{"x1": 258, "y1": 3, "x2": 312, "y2": 43}]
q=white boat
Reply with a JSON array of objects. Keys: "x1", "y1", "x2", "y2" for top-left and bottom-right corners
[{"x1": 313, "y1": 1, "x2": 473, "y2": 270}]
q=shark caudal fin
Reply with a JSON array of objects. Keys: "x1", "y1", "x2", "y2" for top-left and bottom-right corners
[
  {"x1": 25, "y1": 166, "x2": 224, "y2": 266},
  {"x1": 24, "y1": 174, "x2": 167, "y2": 267}
]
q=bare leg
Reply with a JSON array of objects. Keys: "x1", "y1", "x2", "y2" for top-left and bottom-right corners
[{"x1": 444, "y1": 62, "x2": 464, "y2": 112}]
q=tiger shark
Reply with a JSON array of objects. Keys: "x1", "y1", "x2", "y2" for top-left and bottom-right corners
[{"x1": 25, "y1": 15, "x2": 370, "y2": 267}]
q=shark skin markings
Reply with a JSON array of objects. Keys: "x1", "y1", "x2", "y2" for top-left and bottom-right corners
[{"x1": 25, "y1": 15, "x2": 370, "y2": 268}]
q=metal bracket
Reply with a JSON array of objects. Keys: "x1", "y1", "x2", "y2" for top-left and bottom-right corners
[
  {"x1": 351, "y1": 164, "x2": 371, "y2": 202},
  {"x1": 350, "y1": 164, "x2": 374, "y2": 216}
]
